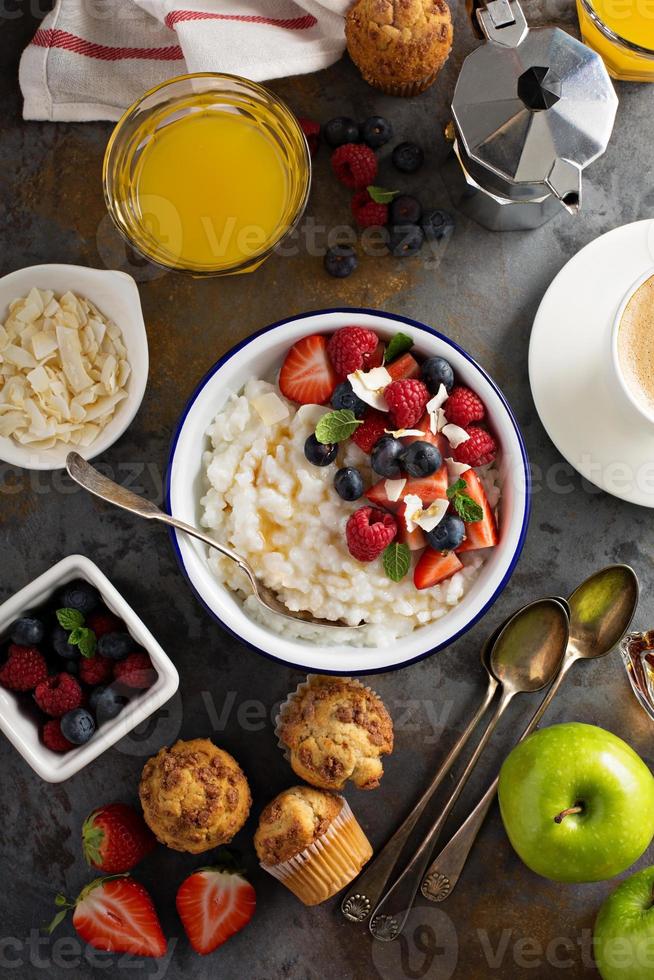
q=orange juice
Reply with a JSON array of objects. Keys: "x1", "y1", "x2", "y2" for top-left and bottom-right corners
[{"x1": 577, "y1": 0, "x2": 654, "y2": 80}]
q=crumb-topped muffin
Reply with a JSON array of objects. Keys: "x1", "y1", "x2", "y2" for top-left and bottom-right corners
[
  {"x1": 254, "y1": 786, "x2": 372, "y2": 905},
  {"x1": 277, "y1": 675, "x2": 394, "y2": 791},
  {"x1": 139, "y1": 738, "x2": 251, "y2": 853},
  {"x1": 346, "y1": 0, "x2": 453, "y2": 97}
]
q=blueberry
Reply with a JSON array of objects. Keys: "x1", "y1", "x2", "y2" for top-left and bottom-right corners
[
  {"x1": 304, "y1": 434, "x2": 338, "y2": 467},
  {"x1": 64, "y1": 659, "x2": 79, "y2": 676},
  {"x1": 392, "y1": 141, "x2": 424, "y2": 174},
  {"x1": 332, "y1": 381, "x2": 367, "y2": 418},
  {"x1": 422, "y1": 356, "x2": 455, "y2": 394},
  {"x1": 386, "y1": 224, "x2": 424, "y2": 258},
  {"x1": 97, "y1": 632, "x2": 134, "y2": 661},
  {"x1": 427, "y1": 515, "x2": 466, "y2": 551},
  {"x1": 324, "y1": 245, "x2": 358, "y2": 278},
  {"x1": 334, "y1": 467, "x2": 365, "y2": 501},
  {"x1": 60, "y1": 708, "x2": 96, "y2": 745},
  {"x1": 10, "y1": 616, "x2": 45, "y2": 646},
  {"x1": 421, "y1": 209, "x2": 456, "y2": 243},
  {"x1": 371, "y1": 435, "x2": 404, "y2": 478},
  {"x1": 58, "y1": 580, "x2": 100, "y2": 616},
  {"x1": 361, "y1": 115, "x2": 393, "y2": 149},
  {"x1": 389, "y1": 195, "x2": 422, "y2": 225},
  {"x1": 401, "y1": 441, "x2": 442, "y2": 478},
  {"x1": 323, "y1": 116, "x2": 359, "y2": 148},
  {"x1": 52, "y1": 625, "x2": 80, "y2": 660},
  {"x1": 90, "y1": 685, "x2": 129, "y2": 723}
]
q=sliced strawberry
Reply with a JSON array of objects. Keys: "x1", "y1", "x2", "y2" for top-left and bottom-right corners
[
  {"x1": 402, "y1": 416, "x2": 448, "y2": 452},
  {"x1": 363, "y1": 341, "x2": 385, "y2": 370},
  {"x1": 367, "y1": 466, "x2": 449, "y2": 513},
  {"x1": 396, "y1": 502, "x2": 426, "y2": 551},
  {"x1": 176, "y1": 868, "x2": 256, "y2": 956},
  {"x1": 386, "y1": 352, "x2": 420, "y2": 380},
  {"x1": 49, "y1": 876, "x2": 167, "y2": 958},
  {"x1": 414, "y1": 549, "x2": 463, "y2": 590},
  {"x1": 278, "y1": 334, "x2": 338, "y2": 405},
  {"x1": 456, "y1": 469, "x2": 499, "y2": 552}
]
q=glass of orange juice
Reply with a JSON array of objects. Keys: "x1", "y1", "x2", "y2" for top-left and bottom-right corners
[
  {"x1": 103, "y1": 73, "x2": 311, "y2": 276},
  {"x1": 577, "y1": 0, "x2": 654, "y2": 81}
]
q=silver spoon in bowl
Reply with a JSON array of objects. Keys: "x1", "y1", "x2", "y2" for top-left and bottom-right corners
[{"x1": 66, "y1": 452, "x2": 363, "y2": 630}]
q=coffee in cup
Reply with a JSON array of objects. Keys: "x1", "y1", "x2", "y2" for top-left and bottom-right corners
[{"x1": 616, "y1": 272, "x2": 654, "y2": 421}]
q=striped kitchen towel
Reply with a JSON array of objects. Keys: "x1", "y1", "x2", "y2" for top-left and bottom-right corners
[{"x1": 19, "y1": 0, "x2": 349, "y2": 121}]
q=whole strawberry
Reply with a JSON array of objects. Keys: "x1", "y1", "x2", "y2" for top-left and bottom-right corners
[
  {"x1": 445, "y1": 386, "x2": 485, "y2": 428},
  {"x1": 351, "y1": 189, "x2": 388, "y2": 228},
  {"x1": 331, "y1": 143, "x2": 378, "y2": 189},
  {"x1": 385, "y1": 378, "x2": 430, "y2": 429},
  {"x1": 352, "y1": 409, "x2": 388, "y2": 454},
  {"x1": 35, "y1": 672, "x2": 83, "y2": 717},
  {"x1": 79, "y1": 654, "x2": 113, "y2": 686},
  {"x1": 83, "y1": 802, "x2": 156, "y2": 873},
  {"x1": 327, "y1": 326, "x2": 379, "y2": 377},
  {"x1": 42, "y1": 719, "x2": 75, "y2": 754},
  {"x1": 0, "y1": 644, "x2": 48, "y2": 692},
  {"x1": 346, "y1": 506, "x2": 397, "y2": 561},
  {"x1": 454, "y1": 427, "x2": 498, "y2": 467},
  {"x1": 113, "y1": 652, "x2": 156, "y2": 690}
]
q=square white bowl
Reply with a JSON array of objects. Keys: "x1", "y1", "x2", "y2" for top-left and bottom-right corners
[{"x1": 0, "y1": 554, "x2": 179, "y2": 782}]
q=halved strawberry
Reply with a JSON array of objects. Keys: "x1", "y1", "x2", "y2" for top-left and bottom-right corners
[
  {"x1": 414, "y1": 549, "x2": 463, "y2": 590},
  {"x1": 49, "y1": 876, "x2": 167, "y2": 958},
  {"x1": 176, "y1": 867, "x2": 256, "y2": 956},
  {"x1": 396, "y1": 502, "x2": 426, "y2": 551},
  {"x1": 402, "y1": 416, "x2": 448, "y2": 452},
  {"x1": 367, "y1": 466, "x2": 449, "y2": 512},
  {"x1": 456, "y1": 469, "x2": 499, "y2": 551},
  {"x1": 364, "y1": 341, "x2": 385, "y2": 370},
  {"x1": 279, "y1": 334, "x2": 338, "y2": 405},
  {"x1": 386, "y1": 352, "x2": 420, "y2": 380}
]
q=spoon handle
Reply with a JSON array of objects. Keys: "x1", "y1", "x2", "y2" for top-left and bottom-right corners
[
  {"x1": 420, "y1": 657, "x2": 575, "y2": 902},
  {"x1": 341, "y1": 677, "x2": 498, "y2": 923},
  {"x1": 369, "y1": 689, "x2": 514, "y2": 942}
]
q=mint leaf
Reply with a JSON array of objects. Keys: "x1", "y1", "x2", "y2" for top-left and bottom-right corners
[
  {"x1": 68, "y1": 626, "x2": 97, "y2": 659},
  {"x1": 447, "y1": 480, "x2": 483, "y2": 523},
  {"x1": 384, "y1": 332, "x2": 414, "y2": 364},
  {"x1": 315, "y1": 410, "x2": 362, "y2": 444},
  {"x1": 56, "y1": 607, "x2": 84, "y2": 631},
  {"x1": 383, "y1": 542, "x2": 411, "y2": 582},
  {"x1": 367, "y1": 185, "x2": 399, "y2": 204}
]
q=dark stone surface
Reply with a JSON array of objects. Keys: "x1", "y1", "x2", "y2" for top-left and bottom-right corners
[{"x1": 2, "y1": 4, "x2": 654, "y2": 979}]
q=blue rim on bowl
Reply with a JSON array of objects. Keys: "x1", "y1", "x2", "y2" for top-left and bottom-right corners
[{"x1": 165, "y1": 308, "x2": 531, "y2": 674}]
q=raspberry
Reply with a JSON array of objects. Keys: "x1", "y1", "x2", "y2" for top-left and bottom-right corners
[
  {"x1": 0, "y1": 645, "x2": 48, "y2": 692},
  {"x1": 297, "y1": 116, "x2": 320, "y2": 157},
  {"x1": 113, "y1": 652, "x2": 156, "y2": 690},
  {"x1": 346, "y1": 506, "x2": 397, "y2": 562},
  {"x1": 34, "y1": 672, "x2": 83, "y2": 718},
  {"x1": 385, "y1": 379, "x2": 430, "y2": 429},
  {"x1": 79, "y1": 655, "x2": 114, "y2": 686},
  {"x1": 87, "y1": 611, "x2": 124, "y2": 638},
  {"x1": 351, "y1": 410, "x2": 388, "y2": 454},
  {"x1": 351, "y1": 190, "x2": 388, "y2": 228},
  {"x1": 454, "y1": 427, "x2": 498, "y2": 467},
  {"x1": 445, "y1": 387, "x2": 485, "y2": 428},
  {"x1": 42, "y1": 719, "x2": 75, "y2": 753},
  {"x1": 327, "y1": 326, "x2": 379, "y2": 377},
  {"x1": 331, "y1": 143, "x2": 378, "y2": 189}
]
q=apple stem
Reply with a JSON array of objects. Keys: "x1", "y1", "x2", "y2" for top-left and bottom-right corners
[{"x1": 554, "y1": 804, "x2": 584, "y2": 824}]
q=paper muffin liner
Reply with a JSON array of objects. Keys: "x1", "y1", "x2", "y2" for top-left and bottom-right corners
[
  {"x1": 259, "y1": 797, "x2": 373, "y2": 906},
  {"x1": 359, "y1": 65, "x2": 444, "y2": 97}
]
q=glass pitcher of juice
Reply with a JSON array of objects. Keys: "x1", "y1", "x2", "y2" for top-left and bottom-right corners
[
  {"x1": 577, "y1": 0, "x2": 654, "y2": 81},
  {"x1": 103, "y1": 73, "x2": 311, "y2": 276}
]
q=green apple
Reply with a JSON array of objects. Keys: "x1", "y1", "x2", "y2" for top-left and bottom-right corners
[
  {"x1": 595, "y1": 867, "x2": 654, "y2": 979},
  {"x1": 498, "y1": 722, "x2": 654, "y2": 883}
]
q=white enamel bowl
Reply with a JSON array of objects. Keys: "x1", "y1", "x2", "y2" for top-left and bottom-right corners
[
  {"x1": 0, "y1": 264, "x2": 148, "y2": 470},
  {"x1": 166, "y1": 309, "x2": 530, "y2": 674}
]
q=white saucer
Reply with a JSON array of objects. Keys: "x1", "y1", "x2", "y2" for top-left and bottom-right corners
[{"x1": 529, "y1": 219, "x2": 654, "y2": 508}]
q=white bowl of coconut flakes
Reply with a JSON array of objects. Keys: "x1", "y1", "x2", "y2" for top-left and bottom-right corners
[{"x1": 0, "y1": 265, "x2": 148, "y2": 470}]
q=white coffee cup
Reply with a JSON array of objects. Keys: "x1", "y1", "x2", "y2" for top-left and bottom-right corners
[{"x1": 611, "y1": 265, "x2": 654, "y2": 426}]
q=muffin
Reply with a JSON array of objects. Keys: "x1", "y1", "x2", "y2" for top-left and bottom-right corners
[
  {"x1": 139, "y1": 738, "x2": 251, "y2": 853},
  {"x1": 276, "y1": 675, "x2": 393, "y2": 791},
  {"x1": 346, "y1": 0, "x2": 453, "y2": 97},
  {"x1": 254, "y1": 786, "x2": 373, "y2": 905}
]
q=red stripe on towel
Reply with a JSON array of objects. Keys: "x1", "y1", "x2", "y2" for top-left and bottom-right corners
[
  {"x1": 31, "y1": 28, "x2": 184, "y2": 61},
  {"x1": 164, "y1": 10, "x2": 317, "y2": 30}
]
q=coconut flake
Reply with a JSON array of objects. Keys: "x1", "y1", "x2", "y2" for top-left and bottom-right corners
[
  {"x1": 414, "y1": 498, "x2": 449, "y2": 532},
  {"x1": 384, "y1": 428, "x2": 424, "y2": 439},
  {"x1": 252, "y1": 391, "x2": 290, "y2": 426},
  {"x1": 348, "y1": 368, "x2": 390, "y2": 411},
  {"x1": 384, "y1": 478, "x2": 406, "y2": 503},
  {"x1": 403, "y1": 494, "x2": 424, "y2": 532},
  {"x1": 446, "y1": 457, "x2": 471, "y2": 480},
  {"x1": 426, "y1": 385, "x2": 449, "y2": 433},
  {"x1": 442, "y1": 423, "x2": 471, "y2": 448}
]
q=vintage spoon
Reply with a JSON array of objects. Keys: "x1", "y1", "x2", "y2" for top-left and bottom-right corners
[
  {"x1": 341, "y1": 618, "x2": 502, "y2": 924},
  {"x1": 66, "y1": 452, "x2": 363, "y2": 630},
  {"x1": 421, "y1": 564, "x2": 639, "y2": 903},
  {"x1": 369, "y1": 597, "x2": 570, "y2": 942}
]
